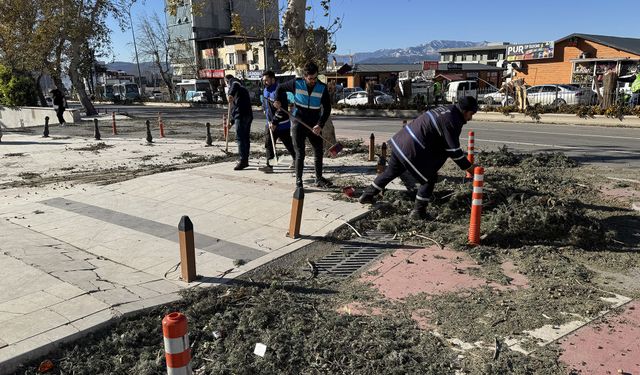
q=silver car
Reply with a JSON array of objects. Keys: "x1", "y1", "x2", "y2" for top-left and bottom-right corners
[{"x1": 526, "y1": 84, "x2": 591, "y2": 106}]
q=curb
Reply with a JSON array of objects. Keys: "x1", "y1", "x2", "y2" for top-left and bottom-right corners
[
  {"x1": 331, "y1": 107, "x2": 640, "y2": 128},
  {"x1": 0, "y1": 292, "x2": 180, "y2": 375}
]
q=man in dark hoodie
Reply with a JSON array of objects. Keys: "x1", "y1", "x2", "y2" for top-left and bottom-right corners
[
  {"x1": 359, "y1": 96, "x2": 478, "y2": 219},
  {"x1": 225, "y1": 75, "x2": 253, "y2": 170}
]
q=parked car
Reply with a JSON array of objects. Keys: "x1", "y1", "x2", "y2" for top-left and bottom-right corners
[
  {"x1": 337, "y1": 90, "x2": 394, "y2": 106},
  {"x1": 444, "y1": 80, "x2": 478, "y2": 103},
  {"x1": 189, "y1": 91, "x2": 209, "y2": 103},
  {"x1": 526, "y1": 84, "x2": 591, "y2": 106},
  {"x1": 479, "y1": 90, "x2": 515, "y2": 106},
  {"x1": 335, "y1": 86, "x2": 361, "y2": 101},
  {"x1": 148, "y1": 91, "x2": 163, "y2": 100}
]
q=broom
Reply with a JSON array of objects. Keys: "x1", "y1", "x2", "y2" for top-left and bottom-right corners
[{"x1": 270, "y1": 100, "x2": 343, "y2": 157}]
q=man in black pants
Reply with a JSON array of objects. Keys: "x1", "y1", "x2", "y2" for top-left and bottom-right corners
[
  {"x1": 50, "y1": 89, "x2": 66, "y2": 126},
  {"x1": 359, "y1": 96, "x2": 479, "y2": 219},
  {"x1": 225, "y1": 75, "x2": 253, "y2": 170},
  {"x1": 274, "y1": 61, "x2": 332, "y2": 188},
  {"x1": 259, "y1": 70, "x2": 296, "y2": 173}
]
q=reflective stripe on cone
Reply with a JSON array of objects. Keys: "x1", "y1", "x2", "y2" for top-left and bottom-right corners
[{"x1": 468, "y1": 166, "x2": 484, "y2": 245}]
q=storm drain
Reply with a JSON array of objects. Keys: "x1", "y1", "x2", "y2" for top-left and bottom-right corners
[{"x1": 314, "y1": 230, "x2": 398, "y2": 278}]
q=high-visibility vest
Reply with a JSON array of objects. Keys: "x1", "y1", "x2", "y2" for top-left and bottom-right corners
[
  {"x1": 294, "y1": 78, "x2": 325, "y2": 110},
  {"x1": 632, "y1": 73, "x2": 640, "y2": 93}
]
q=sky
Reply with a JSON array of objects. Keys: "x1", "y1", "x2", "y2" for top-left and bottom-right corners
[{"x1": 107, "y1": 0, "x2": 640, "y2": 63}]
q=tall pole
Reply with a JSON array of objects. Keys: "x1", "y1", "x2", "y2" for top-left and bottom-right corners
[
  {"x1": 262, "y1": 1, "x2": 269, "y2": 71},
  {"x1": 128, "y1": 4, "x2": 144, "y2": 96}
]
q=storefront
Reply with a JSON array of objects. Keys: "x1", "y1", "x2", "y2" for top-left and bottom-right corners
[{"x1": 512, "y1": 34, "x2": 640, "y2": 86}]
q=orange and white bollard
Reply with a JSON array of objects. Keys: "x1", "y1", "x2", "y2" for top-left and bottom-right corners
[
  {"x1": 112, "y1": 112, "x2": 117, "y2": 135},
  {"x1": 468, "y1": 166, "x2": 484, "y2": 246},
  {"x1": 162, "y1": 312, "x2": 192, "y2": 375},
  {"x1": 465, "y1": 131, "x2": 475, "y2": 178},
  {"x1": 158, "y1": 112, "x2": 166, "y2": 138}
]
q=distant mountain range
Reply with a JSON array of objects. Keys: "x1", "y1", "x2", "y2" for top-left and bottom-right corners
[
  {"x1": 104, "y1": 61, "x2": 160, "y2": 75},
  {"x1": 105, "y1": 40, "x2": 491, "y2": 74},
  {"x1": 331, "y1": 40, "x2": 490, "y2": 64}
]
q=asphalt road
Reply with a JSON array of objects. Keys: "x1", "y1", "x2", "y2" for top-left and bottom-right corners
[{"x1": 90, "y1": 104, "x2": 640, "y2": 168}]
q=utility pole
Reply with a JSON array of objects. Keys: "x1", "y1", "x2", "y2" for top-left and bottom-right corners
[
  {"x1": 128, "y1": 3, "x2": 144, "y2": 96},
  {"x1": 262, "y1": 0, "x2": 269, "y2": 71}
]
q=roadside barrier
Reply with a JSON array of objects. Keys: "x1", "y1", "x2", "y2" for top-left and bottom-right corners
[
  {"x1": 93, "y1": 119, "x2": 101, "y2": 141},
  {"x1": 468, "y1": 166, "x2": 484, "y2": 246},
  {"x1": 112, "y1": 112, "x2": 117, "y2": 135},
  {"x1": 162, "y1": 312, "x2": 192, "y2": 375},
  {"x1": 146, "y1": 120, "x2": 153, "y2": 143},
  {"x1": 43, "y1": 116, "x2": 50, "y2": 138},
  {"x1": 158, "y1": 112, "x2": 166, "y2": 138},
  {"x1": 178, "y1": 216, "x2": 197, "y2": 282},
  {"x1": 205, "y1": 122, "x2": 213, "y2": 146},
  {"x1": 466, "y1": 131, "x2": 475, "y2": 178},
  {"x1": 368, "y1": 133, "x2": 375, "y2": 161},
  {"x1": 287, "y1": 187, "x2": 304, "y2": 239}
]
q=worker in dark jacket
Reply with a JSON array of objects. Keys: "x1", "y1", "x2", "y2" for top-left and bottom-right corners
[
  {"x1": 259, "y1": 70, "x2": 296, "y2": 173},
  {"x1": 225, "y1": 75, "x2": 253, "y2": 170},
  {"x1": 274, "y1": 61, "x2": 332, "y2": 188},
  {"x1": 359, "y1": 96, "x2": 479, "y2": 219}
]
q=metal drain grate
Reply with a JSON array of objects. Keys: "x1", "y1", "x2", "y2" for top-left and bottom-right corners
[{"x1": 314, "y1": 231, "x2": 398, "y2": 278}]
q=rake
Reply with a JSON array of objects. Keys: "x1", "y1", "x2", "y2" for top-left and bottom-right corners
[{"x1": 270, "y1": 101, "x2": 343, "y2": 157}]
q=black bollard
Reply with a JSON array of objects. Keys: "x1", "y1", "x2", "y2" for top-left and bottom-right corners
[
  {"x1": 377, "y1": 142, "x2": 387, "y2": 175},
  {"x1": 205, "y1": 122, "x2": 213, "y2": 146},
  {"x1": 93, "y1": 119, "x2": 101, "y2": 140},
  {"x1": 43, "y1": 116, "x2": 50, "y2": 138},
  {"x1": 146, "y1": 120, "x2": 153, "y2": 143}
]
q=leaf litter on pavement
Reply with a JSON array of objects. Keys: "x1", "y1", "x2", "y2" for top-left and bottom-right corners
[{"x1": 10, "y1": 144, "x2": 640, "y2": 374}]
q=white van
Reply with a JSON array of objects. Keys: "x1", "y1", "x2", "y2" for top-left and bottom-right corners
[{"x1": 445, "y1": 80, "x2": 478, "y2": 103}]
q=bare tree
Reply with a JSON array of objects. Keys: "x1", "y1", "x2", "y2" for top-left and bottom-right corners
[{"x1": 138, "y1": 12, "x2": 174, "y2": 99}]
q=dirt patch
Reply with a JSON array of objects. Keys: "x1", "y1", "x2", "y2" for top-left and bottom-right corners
[
  {"x1": 4, "y1": 152, "x2": 25, "y2": 157},
  {"x1": 72, "y1": 142, "x2": 115, "y2": 152}
]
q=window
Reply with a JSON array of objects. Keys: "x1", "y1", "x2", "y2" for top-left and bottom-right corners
[
  {"x1": 227, "y1": 53, "x2": 235, "y2": 65},
  {"x1": 252, "y1": 49, "x2": 259, "y2": 64},
  {"x1": 540, "y1": 85, "x2": 559, "y2": 93}
]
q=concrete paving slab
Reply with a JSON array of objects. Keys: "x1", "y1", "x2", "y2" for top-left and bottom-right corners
[{"x1": 0, "y1": 135, "x2": 376, "y2": 373}]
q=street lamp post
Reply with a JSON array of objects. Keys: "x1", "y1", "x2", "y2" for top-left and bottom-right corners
[
  {"x1": 128, "y1": 4, "x2": 144, "y2": 96},
  {"x1": 262, "y1": 1, "x2": 268, "y2": 71}
]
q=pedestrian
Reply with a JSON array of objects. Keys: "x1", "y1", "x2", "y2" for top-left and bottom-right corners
[
  {"x1": 259, "y1": 70, "x2": 296, "y2": 173},
  {"x1": 225, "y1": 75, "x2": 253, "y2": 170},
  {"x1": 433, "y1": 80, "x2": 442, "y2": 105},
  {"x1": 50, "y1": 89, "x2": 67, "y2": 127},
  {"x1": 358, "y1": 96, "x2": 479, "y2": 220},
  {"x1": 274, "y1": 61, "x2": 332, "y2": 188},
  {"x1": 630, "y1": 70, "x2": 640, "y2": 107}
]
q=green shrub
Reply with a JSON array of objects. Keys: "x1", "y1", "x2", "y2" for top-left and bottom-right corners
[{"x1": 0, "y1": 64, "x2": 39, "y2": 107}]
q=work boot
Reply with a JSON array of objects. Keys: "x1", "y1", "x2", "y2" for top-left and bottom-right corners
[
  {"x1": 408, "y1": 199, "x2": 432, "y2": 220},
  {"x1": 233, "y1": 160, "x2": 249, "y2": 170},
  {"x1": 358, "y1": 185, "x2": 381, "y2": 204},
  {"x1": 258, "y1": 165, "x2": 273, "y2": 173},
  {"x1": 314, "y1": 176, "x2": 333, "y2": 188}
]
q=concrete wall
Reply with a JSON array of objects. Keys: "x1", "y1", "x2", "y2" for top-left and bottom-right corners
[{"x1": 0, "y1": 106, "x2": 80, "y2": 129}]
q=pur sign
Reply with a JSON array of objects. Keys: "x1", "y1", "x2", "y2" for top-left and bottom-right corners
[{"x1": 506, "y1": 41, "x2": 554, "y2": 61}]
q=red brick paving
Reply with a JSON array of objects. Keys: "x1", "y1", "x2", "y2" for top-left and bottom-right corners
[
  {"x1": 360, "y1": 246, "x2": 528, "y2": 300},
  {"x1": 559, "y1": 300, "x2": 640, "y2": 375}
]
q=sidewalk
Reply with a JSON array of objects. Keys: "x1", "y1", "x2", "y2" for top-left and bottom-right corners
[{"x1": 0, "y1": 133, "x2": 375, "y2": 374}]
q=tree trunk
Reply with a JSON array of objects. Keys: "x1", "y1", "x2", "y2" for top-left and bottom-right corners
[
  {"x1": 69, "y1": 43, "x2": 97, "y2": 116},
  {"x1": 282, "y1": 0, "x2": 307, "y2": 71},
  {"x1": 35, "y1": 73, "x2": 48, "y2": 107}
]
